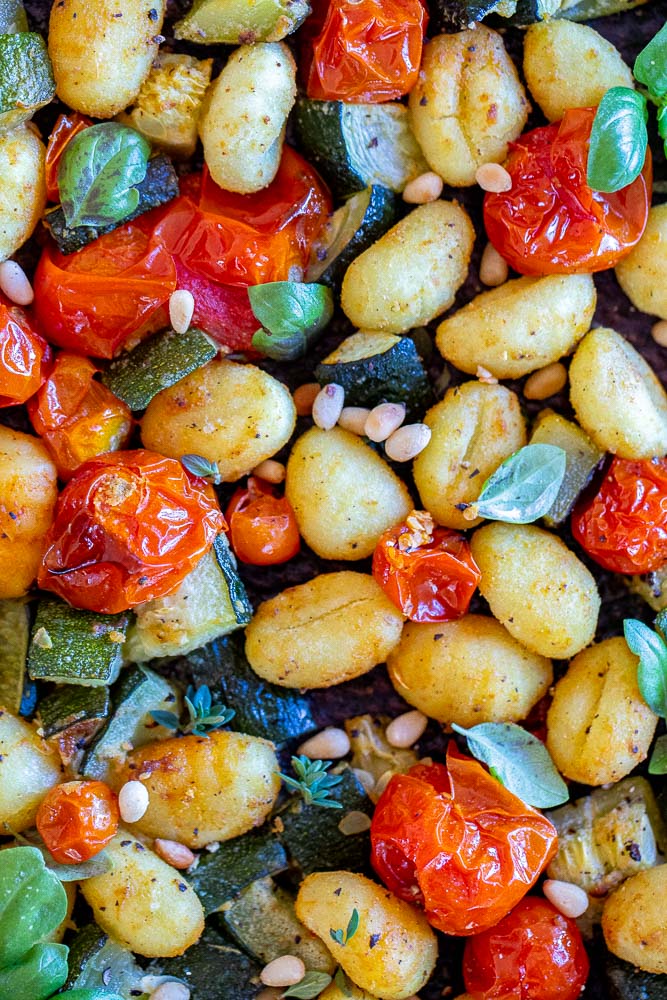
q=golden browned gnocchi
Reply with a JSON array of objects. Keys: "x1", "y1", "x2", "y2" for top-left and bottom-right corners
[
  {"x1": 0, "y1": 710, "x2": 62, "y2": 833},
  {"x1": 616, "y1": 204, "x2": 667, "y2": 319},
  {"x1": 602, "y1": 864, "x2": 667, "y2": 974},
  {"x1": 0, "y1": 126, "x2": 46, "y2": 263}
]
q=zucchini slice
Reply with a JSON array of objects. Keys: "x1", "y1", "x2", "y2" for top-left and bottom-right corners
[
  {"x1": 605, "y1": 950, "x2": 667, "y2": 1000},
  {"x1": 429, "y1": 0, "x2": 516, "y2": 31},
  {"x1": 65, "y1": 923, "x2": 143, "y2": 996},
  {"x1": 148, "y1": 926, "x2": 261, "y2": 1000},
  {"x1": 0, "y1": 2, "x2": 28, "y2": 33},
  {"x1": 627, "y1": 567, "x2": 667, "y2": 612},
  {"x1": 175, "y1": 0, "x2": 310, "y2": 44},
  {"x1": 508, "y1": 0, "x2": 649, "y2": 22},
  {"x1": 529, "y1": 411, "x2": 603, "y2": 527},
  {"x1": 38, "y1": 685, "x2": 111, "y2": 768},
  {"x1": 0, "y1": 31, "x2": 55, "y2": 135},
  {"x1": 27, "y1": 598, "x2": 130, "y2": 687},
  {"x1": 0, "y1": 598, "x2": 29, "y2": 714},
  {"x1": 187, "y1": 827, "x2": 288, "y2": 915},
  {"x1": 295, "y1": 99, "x2": 428, "y2": 198}
]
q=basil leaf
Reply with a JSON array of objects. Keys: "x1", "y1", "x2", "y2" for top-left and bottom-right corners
[
  {"x1": 649, "y1": 734, "x2": 667, "y2": 775},
  {"x1": 249, "y1": 282, "x2": 334, "y2": 361},
  {"x1": 0, "y1": 941, "x2": 68, "y2": 1000},
  {"x1": 44, "y1": 850, "x2": 113, "y2": 882},
  {"x1": 452, "y1": 722, "x2": 569, "y2": 808},
  {"x1": 623, "y1": 618, "x2": 667, "y2": 717},
  {"x1": 587, "y1": 87, "x2": 648, "y2": 194},
  {"x1": 346, "y1": 907, "x2": 360, "y2": 941},
  {"x1": 180, "y1": 454, "x2": 220, "y2": 481},
  {"x1": 473, "y1": 443, "x2": 566, "y2": 523},
  {"x1": 59, "y1": 992, "x2": 124, "y2": 1000},
  {"x1": 0, "y1": 846, "x2": 68, "y2": 967},
  {"x1": 634, "y1": 21, "x2": 667, "y2": 100},
  {"x1": 281, "y1": 971, "x2": 333, "y2": 998},
  {"x1": 58, "y1": 123, "x2": 151, "y2": 228}
]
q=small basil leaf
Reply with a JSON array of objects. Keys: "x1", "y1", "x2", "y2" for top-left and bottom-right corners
[
  {"x1": 281, "y1": 971, "x2": 333, "y2": 999},
  {"x1": 0, "y1": 942, "x2": 68, "y2": 1000},
  {"x1": 346, "y1": 907, "x2": 360, "y2": 941},
  {"x1": 0, "y1": 846, "x2": 68, "y2": 967},
  {"x1": 587, "y1": 87, "x2": 648, "y2": 194},
  {"x1": 624, "y1": 618, "x2": 667, "y2": 717},
  {"x1": 473, "y1": 443, "x2": 566, "y2": 523},
  {"x1": 649, "y1": 734, "x2": 667, "y2": 775},
  {"x1": 249, "y1": 282, "x2": 333, "y2": 361},
  {"x1": 44, "y1": 850, "x2": 113, "y2": 882},
  {"x1": 634, "y1": 21, "x2": 667, "y2": 100},
  {"x1": 452, "y1": 722, "x2": 569, "y2": 808},
  {"x1": 58, "y1": 123, "x2": 151, "y2": 228},
  {"x1": 180, "y1": 454, "x2": 220, "y2": 480}
]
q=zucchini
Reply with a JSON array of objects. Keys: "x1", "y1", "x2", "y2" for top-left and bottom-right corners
[
  {"x1": 175, "y1": 0, "x2": 310, "y2": 44},
  {"x1": 43, "y1": 154, "x2": 179, "y2": 255},
  {"x1": 101, "y1": 326, "x2": 217, "y2": 412},
  {"x1": 315, "y1": 331, "x2": 432, "y2": 419},
  {"x1": 295, "y1": 99, "x2": 428, "y2": 198},
  {"x1": 605, "y1": 950, "x2": 667, "y2": 1000},
  {"x1": 508, "y1": 0, "x2": 649, "y2": 23},
  {"x1": 147, "y1": 925, "x2": 261, "y2": 1000},
  {"x1": 626, "y1": 567, "x2": 667, "y2": 612},
  {"x1": 0, "y1": 1, "x2": 28, "y2": 32},
  {"x1": 124, "y1": 535, "x2": 252, "y2": 662},
  {"x1": 27, "y1": 598, "x2": 130, "y2": 687},
  {"x1": 546, "y1": 777, "x2": 667, "y2": 895},
  {"x1": 0, "y1": 31, "x2": 55, "y2": 135},
  {"x1": 65, "y1": 923, "x2": 143, "y2": 997},
  {"x1": 38, "y1": 685, "x2": 111, "y2": 769},
  {"x1": 345, "y1": 714, "x2": 418, "y2": 802},
  {"x1": 187, "y1": 827, "x2": 288, "y2": 916},
  {"x1": 307, "y1": 186, "x2": 397, "y2": 290},
  {"x1": 429, "y1": 0, "x2": 517, "y2": 31},
  {"x1": 529, "y1": 411, "x2": 603, "y2": 527},
  {"x1": 0, "y1": 598, "x2": 29, "y2": 714}
]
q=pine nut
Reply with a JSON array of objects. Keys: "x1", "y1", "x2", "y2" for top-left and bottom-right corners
[
  {"x1": 169, "y1": 289, "x2": 195, "y2": 334},
  {"x1": 384, "y1": 423, "x2": 431, "y2": 462},
  {"x1": 298, "y1": 727, "x2": 351, "y2": 759},
  {"x1": 652, "y1": 320, "x2": 667, "y2": 347},
  {"x1": 0, "y1": 260, "x2": 33, "y2": 305},
  {"x1": 338, "y1": 810, "x2": 372, "y2": 835},
  {"x1": 260, "y1": 955, "x2": 306, "y2": 988},
  {"x1": 338, "y1": 406, "x2": 371, "y2": 435},
  {"x1": 151, "y1": 983, "x2": 190, "y2": 1000},
  {"x1": 523, "y1": 362, "x2": 567, "y2": 401},
  {"x1": 403, "y1": 171, "x2": 444, "y2": 205},
  {"x1": 252, "y1": 459, "x2": 286, "y2": 484},
  {"x1": 118, "y1": 780, "x2": 149, "y2": 823},
  {"x1": 479, "y1": 242, "x2": 509, "y2": 287},
  {"x1": 374, "y1": 769, "x2": 395, "y2": 798},
  {"x1": 475, "y1": 162, "x2": 512, "y2": 193},
  {"x1": 543, "y1": 879, "x2": 589, "y2": 918},
  {"x1": 351, "y1": 767, "x2": 376, "y2": 796},
  {"x1": 293, "y1": 382, "x2": 320, "y2": 416},
  {"x1": 312, "y1": 383, "x2": 344, "y2": 430},
  {"x1": 386, "y1": 710, "x2": 428, "y2": 749},
  {"x1": 476, "y1": 365, "x2": 498, "y2": 384},
  {"x1": 365, "y1": 402, "x2": 406, "y2": 442},
  {"x1": 153, "y1": 838, "x2": 196, "y2": 870}
]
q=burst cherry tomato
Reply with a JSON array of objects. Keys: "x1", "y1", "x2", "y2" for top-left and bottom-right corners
[
  {"x1": 484, "y1": 107, "x2": 651, "y2": 274},
  {"x1": 0, "y1": 294, "x2": 51, "y2": 407},
  {"x1": 28, "y1": 353, "x2": 132, "y2": 480},
  {"x1": 44, "y1": 112, "x2": 93, "y2": 202},
  {"x1": 38, "y1": 449, "x2": 225, "y2": 613},
  {"x1": 226, "y1": 477, "x2": 300, "y2": 566},
  {"x1": 305, "y1": 0, "x2": 427, "y2": 103},
  {"x1": 370, "y1": 749, "x2": 558, "y2": 935},
  {"x1": 463, "y1": 897, "x2": 589, "y2": 1000},
  {"x1": 36, "y1": 780, "x2": 119, "y2": 864},
  {"x1": 372, "y1": 512, "x2": 480, "y2": 622},
  {"x1": 571, "y1": 456, "x2": 667, "y2": 574}
]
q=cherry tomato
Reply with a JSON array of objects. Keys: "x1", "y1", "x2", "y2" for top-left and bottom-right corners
[
  {"x1": 372, "y1": 511, "x2": 480, "y2": 622},
  {"x1": 36, "y1": 780, "x2": 119, "y2": 864},
  {"x1": 305, "y1": 0, "x2": 427, "y2": 103},
  {"x1": 0, "y1": 294, "x2": 51, "y2": 407},
  {"x1": 28, "y1": 353, "x2": 133, "y2": 480},
  {"x1": 484, "y1": 107, "x2": 651, "y2": 274},
  {"x1": 44, "y1": 112, "x2": 93, "y2": 202},
  {"x1": 463, "y1": 897, "x2": 589, "y2": 1000},
  {"x1": 370, "y1": 748, "x2": 558, "y2": 935},
  {"x1": 37, "y1": 449, "x2": 225, "y2": 614},
  {"x1": 226, "y1": 477, "x2": 300, "y2": 566},
  {"x1": 571, "y1": 456, "x2": 667, "y2": 574}
]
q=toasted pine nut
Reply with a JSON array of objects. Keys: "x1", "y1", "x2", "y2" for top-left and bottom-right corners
[
  {"x1": 476, "y1": 365, "x2": 498, "y2": 384},
  {"x1": 252, "y1": 459, "x2": 286, "y2": 484},
  {"x1": 386, "y1": 710, "x2": 428, "y2": 749},
  {"x1": 260, "y1": 955, "x2": 306, "y2": 988},
  {"x1": 479, "y1": 242, "x2": 509, "y2": 287},
  {"x1": 153, "y1": 838, "x2": 196, "y2": 870},
  {"x1": 523, "y1": 362, "x2": 567, "y2": 400},
  {"x1": 403, "y1": 171, "x2": 444, "y2": 204},
  {"x1": 338, "y1": 810, "x2": 372, "y2": 835},
  {"x1": 0, "y1": 260, "x2": 33, "y2": 305},
  {"x1": 543, "y1": 879, "x2": 589, "y2": 918},
  {"x1": 293, "y1": 382, "x2": 320, "y2": 416},
  {"x1": 475, "y1": 162, "x2": 512, "y2": 193},
  {"x1": 365, "y1": 402, "x2": 406, "y2": 442},
  {"x1": 298, "y1": 727, "x2": 351, "y2": 759},
  {"x1": 652, "y1": 320, "x2": 667, "y2": 347},
  {"x1": 151, "y1": 982, "x2": 190, "y2": 1000},
  {"x1": 118, "y1": 780, "x2": 149, "y2": 823},
  {"x1": 338, "y1": 406, "x2": 371, "y2": 435},
  {"x1": 384, "y1": 423, "x2": 431, "y2": 462},
  {"x1": 169, "y1": 289, "x2": 195, "y2": 334},
  {"x1": 312, "y1": 383, "x2": 345, "y2": 430}
]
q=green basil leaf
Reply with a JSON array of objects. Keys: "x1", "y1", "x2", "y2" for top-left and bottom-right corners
[
  {"x1": 60, "y1": 992, "x2": 125, "y2": 1000},
  {"x1": 0, "y1": 846, "x2": 68, "y2": 967},
  {"x1": 587, "y1": 87, "x2": 648, "y2": 194},
  {"x1": 44, "y1": 850, "x2": 113, "y2": 882},
  {"x1": 58, "y1": 123, "x2": 151, "y2": 228},
  {"x1": 249, "y1": 282, "x2": 334, "y2": 361},
  {"x1": 281, "y1": 971, "x2": 333, "y2": 999},
  {"x1": 346, "y1": 907, "x2": 360, "y2": 941},
  {"x1": 452, "y1": 722, "x2": 569, "y2": 808},
  {"x1": 473, "y1": 443, "x2": 566, "y2": 523},
  {"x1": 0, "y1": 942, "x2": 68, "y2": 1000},
  {"x1": 648, "y1": 733, "x2": 667, "y2": 775},
  {"x1": 634, "y1": 21, "x2": 667, "y2": 100},
  {"x1": 624, "y1": 618, "x2": 667, "y2": 717},
  {"x1": 180, "y1": 454, "x2": 220, "y2": 481}
]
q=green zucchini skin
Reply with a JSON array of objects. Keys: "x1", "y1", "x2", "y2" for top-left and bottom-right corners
[
  {"x1": 148, "y1": 926, "x2": 261, "y2": 999},
  {"x1": 0, "y1": 597, "x2": 30, "y2": 714},
  {"x1": 65, "y1": 923, "x2": 143, "y2": 994},
  {"x1": 38, "y1": 685, "x2": 110, "y2": 740},
  {"x1": 0, "y1": 2, "x2": 28, "y2": 33},
  {"x1": 508, "y1": 0, "x2": 649, "y2": 23},
  {"x1": 187, "y1": 827, "x2": 288, "y2": 916},
  {"x1": 213, "y1": 533, "x2": 253, "y2": 627},
  {"x1": 429, "y1": 0, "x2": 510, "y2": 31},
  {"x1": 0, "y1": 31, "x2": 55, "y2": 134},
  {"x1": 27, "y1": 598, "x2": 130, "y2": 687},
  {"x1": 605, "y1": 951, "x2": 667, "y2": 1000}
]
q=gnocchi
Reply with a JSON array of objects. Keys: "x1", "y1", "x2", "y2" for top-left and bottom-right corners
[
  {"x1": 0, "y1": 126, "x2": 46, "y2": 263},
  {"x1": 616, "y1": 204, "x2": 667, "y2": 320},
  {"x1": 602, "y1": 864, "x2": 667, "y2": 974},
  {"x1": 0, "y1": 710, "x2": 62, "y2": 833}
]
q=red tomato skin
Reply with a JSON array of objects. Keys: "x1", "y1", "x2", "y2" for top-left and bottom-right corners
[
  {"x1": 483, "y1": 107, "x2": 651, "y2": 274},
  {"x1": 370, "y1": 750, "x2": 558, "y2": 936},
  {"x1": 36, "y1": 780, "x2": 119, "y2": 864},
  {"x1": 463, "y1": 897, "x2": 589, "y2": 1000},
  {"x1": 37, "y1": 449, "x2": 225, "y2": 614},
  {"x1": 44, "y1": 112, "x2": 93, "y2": 202},
  {"x1": 0, "y1": 295, "x2": 51, "y2": 407},
  {"x1": 226, "y1": 478, "x2": 300, "y2": 565},
  {"x1": 571, "y1": 456, "x2": 667, "y2": 574}
]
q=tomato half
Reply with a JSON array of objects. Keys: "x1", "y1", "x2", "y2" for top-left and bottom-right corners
[
  {"x1": 226, "y1": 477, "x2": 300, "y2": 566},
  {"x1": 38, "y1": 449, "x2": 225, "y2": 613},
  {"x1": 484, "y1": 107, "x2": 652, "y2": 274},
  {"x1": 463, "y1": 897, "x2": 589, "y2": 1000},
  {"x1": 44, "y1": 112, "x2": 93, "y2": 202},
  {"x1": 372, "y1": 512, "x2": 480, "y2": 622},
  {"x1": 571, "y1": 456, "x2": 667, "y2": 574},
  {"x1": 36, "y1": 780, "x2": 119, "y2": 864},
  {"x1": 0, "y1": 294, "x2": 51, "y2": 407},
  {"x1": 370, "y1": 749, "x2": 558, "y2": 935}
]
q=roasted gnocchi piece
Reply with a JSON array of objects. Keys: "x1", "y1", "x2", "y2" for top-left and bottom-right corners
[
  {"x1": 0, "y1": 710, "x2": 62, "y2": 833},
  {"x1": 616, "y1": 204, "x2": 667, "y2": 320},
  {"x1": 0, "y1": 126, "x2": 46, "y2": 263}
]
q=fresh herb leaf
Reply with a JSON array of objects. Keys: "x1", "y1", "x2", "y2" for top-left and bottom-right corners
[
  {"x1": 150, "y1": 684, "x2": 235, "y2": 737},
  {"x1": 180, "y1": 454, "x2": 222, "y2": 484},
  {"x1": 281, "y1": 971, "x2": 333, "y2": 998},
  {"x1": 330, "y1": 908, "x2": 360, "y2": 947},
  {"x1": 467, "y1": 443, "x2": 566, "y2": 524},
  {"x1": 0, "y1": 846, "x2": 68, "y2": 968},
  {"x1": 249, "y1": 282, "x2": 334, "y2": 361},
  {"x1": 58, "y1": 123, "x2": 151, "y2": 229},
  {"x1": 587, "y1": 87, "x2": 648, "y2": 193},
  {"x1": 649, "y1": 733, "x2": 667, "y2": 775},
  {"x1": 44, "y1": 850, "x2": 113, "y2": 882},
  {"x1": 0, "y1": 942, "x2": 69, "y2": 999},
  {"x1": 452, "y1": 722, "x2": 569, "y2": 808},
  {"x1": 149, "y1": 710, "x2": 181, "y2": 730},
  {"x1": 624, "y1": 618, "x2": 667, "y2": 717},
  {"x1": 330, "y1": 928, "x2": 345, "y2": 945},
  {"x1": 333, "y1": 968, "x2": 354, "y2": 997},
  {"x1": 278, "y1": 756, "x2": 344, "y2": 809},
  {"x1": 634, "y1": 21, "x2": 667, "y2": 100}
]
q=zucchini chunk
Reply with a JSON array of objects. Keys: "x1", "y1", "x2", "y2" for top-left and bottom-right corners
[
  {"x1": 65, "y1": 923, "x2": 143, "y2": 995},
  {"x1": 605, "y1": 949, "x2": 667, "y2": 1000},
  {"x1": 175, "y1": 0, "x2": 310, "y2": 45},
  {"x1": 148, "y1": 926, "x2": 261, "y2": 1000},
  {"x1": 0, "y1": 598, "x2": 29, "y2": 714},
  {"x1": 187, "y1": 827, "x2": 288, "y2": 916},
  {"x1": 27, "y1": 598, "x2": 130, "y2": 687},
  {"x1": 0, "y1": 31, "x2": 55, "y2": 135},
  {"x1": 0, "y1": 1, "x2": 28, "y2": 33},
  {"x1": 509, "y1": 0, "x2": 649, "y2": 22},
  {"x1": 529, "y1": 411, "x2": 603, "y2": 527},
  {"x1": 627, "y1": 567, "x2": 667, "y2": 612},
  {"x1": 429, "y1": 0, "x2": 517, "y2": 31},
  {"x1": 38, "y1": 685, "x2": 111, "y2": 768}
]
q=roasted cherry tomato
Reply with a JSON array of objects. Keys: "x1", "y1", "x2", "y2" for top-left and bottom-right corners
[
  {"x1": 36, "y1": 780, "x2": 119, "y2": 864},
  {"x1": 44, "y1": 112, "x2": 93, "y2": 202},
  {"x1": 372, "y1": 511, "x2": 480, "y2": 622},
  {"x1": 463, "y1": 897, "x2": 589, "y2": 1000},
  {"x1": 306, "y1": 0, "x2": 427, "y2": 103},
  {"x1": 370, "y1": 749, "x2": 558, "y2": 936},
  {"x1": 38, "y1": 449, "x2": 225, "y2": 614},
  {"x1": 571, "y1": 456, "x2": 667, "y2": 574},
  {"x1": 28, "y1": 353, "x2": 132, "y2": 480},
  {"x1": 226, "y1": 477, "x2": 300, "y2": 566},
  {"x1": 484, "y1": 107, "x2": 651, "y2": 274},
  {"x1": 0, "y1": 294, "x2": 51, "y2": 407}
]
